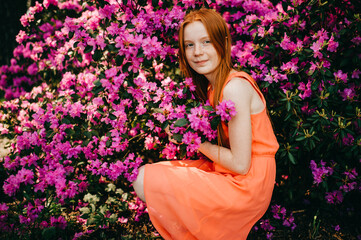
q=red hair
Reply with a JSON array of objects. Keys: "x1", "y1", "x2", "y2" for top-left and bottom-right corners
[{"x1": 178, "y1": 9, "x2": 232, "y2": 146}]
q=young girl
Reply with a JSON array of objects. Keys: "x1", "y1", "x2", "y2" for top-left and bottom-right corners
[{"x1": 133, "y1": 9, "x2": 279, "y2": 240}]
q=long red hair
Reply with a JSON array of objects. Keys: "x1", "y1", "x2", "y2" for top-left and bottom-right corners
[{"x1": 178, "y1": 9, "x2": 232, "y2": 147}]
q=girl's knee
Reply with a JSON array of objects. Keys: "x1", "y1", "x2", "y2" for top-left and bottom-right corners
[{"x1": 133, "y1": 165, "x2": 146, "y2": 202}]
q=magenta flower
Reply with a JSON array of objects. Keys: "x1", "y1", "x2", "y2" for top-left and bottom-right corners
[
  {"x1": 216, "y1": 100, "x2": 237, "y2": 122},
  {"x1": 334, "y1": 70, "x2": 348, "y2": 83},
  {"x1": 68, "y1": 101, "x2": 84, "y2": 118},
  {"x1": 27, "y1": 63, "x2": 38, "y2": 75},
  {"x1": 280, "y1": 58, "x2": 299, "y2": 74},
  {"x1": 50, "y1": 215, "x2": 67, "y2": 230},
  {"x1": 339, "y1": 87, "x2": 356, "y2": 101},
  {"x1": 327, "y1": 36, "x2": 339, "y2": 52},
  {"x1": 342, "y1": 133, "x2": 354, "y2": 146},
  {"x1": 298, "y1": 80, "x2": 312, "y2": 99},
  {"x1": 325, "y1": 190, "x2": 344, "y2": 204},
  {"x1": 187, "y1": 106, "x2": 210, "y2": 131},
  {"x1": 162, "y1": 143, "x2": 178, "y2": 160},
  {"x1": 182, "y1": 132, "x2": 201, "y2": 154},
  {"x1": 280, "y1": 33, "x2": 297, "y2": 52},
  {"x1": 310, "y1": 160, "x2": 334, "y2": 185}
]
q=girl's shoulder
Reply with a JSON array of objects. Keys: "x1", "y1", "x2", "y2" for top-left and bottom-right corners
[{"x1": 222, "y1": 77, "x2": 254, "y2": 103}]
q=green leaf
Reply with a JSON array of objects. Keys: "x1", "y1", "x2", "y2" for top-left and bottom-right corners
[
  {"x1": 92, "y1": 49, "x2": 102, "y2": 61},
  {"x1": 174, "y1": 118, "x2": 189, "y2": 127},
  {"x1": 84, "y1": 45, "x2": 93, "y2": 53},
  {"x1": 68, "y1": 31, "x2": 74, "y2": 39},
  {"x1": 161, "y1": 121, "x2": 169, "y2": 130},
  {"x1": 42, "y1": 227, "x2": 57, "y2": 239},
  {"x1": 202, "y1": 105, "x2": 214, "y2": 111},
  {"x1": 93, "y1": 79, "x2": 102, "y2": 87},
  {"x1": 288, "y1": 152, "x2": 297, "y2": 164},
  {"x1": 152, "y1": 0, "x2": 159, "y2": 7},
  {"x1": 115, "y1": 55, "x2": 124, "y2": 66},
  {"x1": 295, "y1": 136, "x2": 305, "y2": 141},
  {"x1": 61, "y1": 118, "x2": 71, "y2": 124},
  {"x1": 84, "y1": 131, "x2": 92, "y2": 139},
  {"x1": 172, "y1": 133, "x2": 183, "y2": 142},
  {"x1": 211, "y1": 117, "x2": 220, "y2": 130}
]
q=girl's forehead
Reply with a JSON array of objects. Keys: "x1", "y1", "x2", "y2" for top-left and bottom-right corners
[{"x1": 184, "y1": 21, "x2": 209, "y2": 41}]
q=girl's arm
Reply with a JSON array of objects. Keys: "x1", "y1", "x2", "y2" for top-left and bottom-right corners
[{"x1": 198, "y1": 78, "x2": 254, "y2": 175}]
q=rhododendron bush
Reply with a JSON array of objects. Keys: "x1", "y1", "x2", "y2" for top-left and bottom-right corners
[{"x1": 0, "y1": 0, "x2": 360, "y2": 239}]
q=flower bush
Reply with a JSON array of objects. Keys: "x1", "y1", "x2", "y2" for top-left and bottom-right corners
[{"x1": 0, "y1": 0, "x2": 360, "y2": 239}]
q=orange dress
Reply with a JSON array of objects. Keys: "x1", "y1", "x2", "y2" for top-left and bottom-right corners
[{"x1": 144, "y1": 71, "x2": 279, "y2": 240}]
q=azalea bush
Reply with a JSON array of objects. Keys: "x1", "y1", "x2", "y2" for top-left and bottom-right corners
[{"x1": 0, "y1": 0, "x2": 360, "y2": 239}]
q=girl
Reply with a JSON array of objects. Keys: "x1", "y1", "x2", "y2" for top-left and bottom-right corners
[{"x1": 133, "y1": 9, "x2": 279, "y2": 240}]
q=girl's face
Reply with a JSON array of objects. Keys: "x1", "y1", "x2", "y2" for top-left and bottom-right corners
[{"x1": 183, "y1": 21, "x2": 220, "y2": 81}]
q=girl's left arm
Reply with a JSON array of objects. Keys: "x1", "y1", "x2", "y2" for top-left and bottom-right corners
[{"x1": 198, "y1": 78, "x2": 252, "y2": 175}]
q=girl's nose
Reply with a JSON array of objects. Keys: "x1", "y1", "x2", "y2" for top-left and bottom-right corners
[{"x1": 194, "y1": 43, "x2": 203, "y2": 56}]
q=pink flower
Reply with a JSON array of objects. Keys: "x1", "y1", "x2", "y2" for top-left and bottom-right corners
[
  {"x1": 16, "y1": 30, "x2": 29, "y2": 44},
  {"x1": 0, "y1": 203, "x2": 9, "y2": 211},
  {"x1": 280, "y1": 58, "x2": 299, "y2": 74},
  {"x1": 334, "y1": 70, "x2": 348, "y2": 83},
  {"x1": 327, "y1": 36, "x2": 338, "y2": 52},
  {"x1": 310, "y1": 40, "x2": 323, "y2": 59},
  {"x1": 325, "y1": 190, "x2": 343, "y2": 204},
  {"x1": 105, "y1": 67, "x2": 118, "y2": 79},
  {"x1": 69, "y1": 102, "x2": 84, "y2": 118},
  {"x1": 216, "y1": 100, "x2": 237, "y2": 122},
  {"x1": 298, "y1": 80, "x2": 312, "y2": 99},
  {"x1": 351, "y1": 36, "x2": 361, "y2": 45},
  {"x1": 118, "y1": 217, "x2": 128, "y2": 224},
  {"x1": 182, "y1": 132, "x2": 201, "y2": 153},
  {"x1": 188, "y1": 106, "x2": 210, "y2": 132},
  {"x1": 280, "y1": 33, "x2": 297, "y2": 52},
  {"x1": 342, "y1": 133, "x2": 354, "y2": 146},
  {"x1": 339, "y1": 87, "x2": 356, "y2": 101},
  {"x1": 162, "y1": 142, "x2": 178, "y2": 159},
  {"x1": 351, "y1": 69, "x2": 360, "y2": 79},
  {"x1": 50, "y1": 215, "x2": 67, "y2": 229},
  {"x1": 309, "y1": 160, "x2": 334, "y2": 185}
]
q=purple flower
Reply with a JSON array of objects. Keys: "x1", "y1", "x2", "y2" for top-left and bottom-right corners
[
  {"x1": 259, "y1": 219, "x2": 275, "y2": 231},
  {"x1": 188, "y1": 106, "x2": 211, "y2": 132},
  {"x1": 182, "y1": 132, "x2": 201, "y2": 154},
  {"x1": 352, "y1": 69, "x2": 361, "y2": 79},
  {"x1": 344, "y1": 168, "x2": 358, "y2": 180},
  {"x1": 325, "y1": 190, "x2": 344, "y2": 204},
  {"x1": 280, "y1": 58, "x2": 299, "y2": 74},
  {"x1": 216, "y1": 100, "x2": 237, "y2": 122},
  {"x1": 342, "y1": 133, "x2": 354, "y2": 146},
  {"x1": 310, "y1": 40, "x2": 323, "y2": 58},
  {"x1": 310, "y1": 160, "x2": 334, "y2": 185},
  {"x1": 298, "y1": 80, "x2": 312, "y2": 99},
  {"x1": 334, "y1": 70, "x2": 348, "y2": 83},
  {"x1": 162, "y1": 142, "x2": 178, "y2": 160},
  {"x1": 339, "y1": 87, "x2": 356, "y2": 101},
  {"x1": 69, "y1": 102, "x2": 84, "y2": 118},
  {"x1": 327, "y1": 36, "x2": 339, "y2": 52},
  {"x1": 280, "y1": 33, "x2": 297, "y2": 52},
  {"x1": 27, "y1": 63, "x2": 38, "y2": 75},
  {"x1": 50, "y1": 215, "x2": 67, "y2": 230}
]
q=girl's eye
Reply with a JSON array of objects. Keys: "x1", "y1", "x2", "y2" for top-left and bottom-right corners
[
  {"x1": 185, "y1": 43, "x2": 194, "y2": 48},
  {"x1": 204, "y1": 40, "x2": 211, "y2": 44}
]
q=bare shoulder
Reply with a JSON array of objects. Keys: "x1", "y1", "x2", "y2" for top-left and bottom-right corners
[{"x1": 223, "y1": 77, "x2": 254, "y2": 101}]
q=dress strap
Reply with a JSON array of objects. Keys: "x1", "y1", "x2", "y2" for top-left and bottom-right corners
[{"x1": 220, "y1": 71, "x2": 266, "y2": 106}]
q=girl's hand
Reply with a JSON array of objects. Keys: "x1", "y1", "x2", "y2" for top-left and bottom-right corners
[{"x1": 165, "y1": 125, "x2": 179, "y2": 144}]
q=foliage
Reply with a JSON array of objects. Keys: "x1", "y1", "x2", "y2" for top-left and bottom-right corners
[{"x1": 0, "y1": 0, "x2": 360, "y2": 239}]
